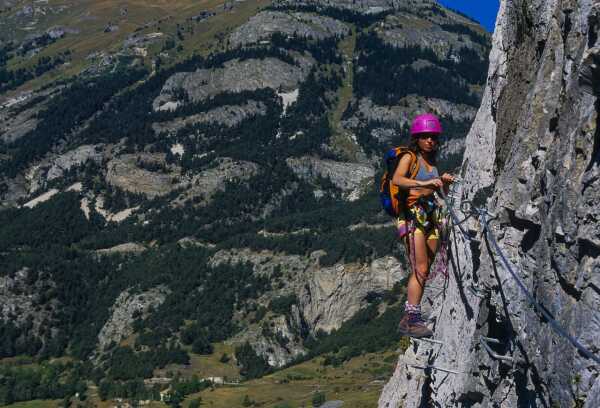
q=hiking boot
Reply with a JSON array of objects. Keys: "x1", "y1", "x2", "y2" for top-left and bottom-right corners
[{"x1": 398, "y1": 313, "x2": 433, "y2": 338}]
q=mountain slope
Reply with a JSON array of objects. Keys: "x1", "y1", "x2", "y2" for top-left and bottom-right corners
[{"x1": 0, "y1": 0, "x2": 491, "y2": 405}]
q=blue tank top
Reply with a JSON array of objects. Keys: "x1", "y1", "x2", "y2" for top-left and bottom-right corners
[{"x1": 415, "y1": 157, "x2": 438, "y2": 181}]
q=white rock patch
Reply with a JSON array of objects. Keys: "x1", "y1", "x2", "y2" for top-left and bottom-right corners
[
  {"x1": 66, "y1": 182, "x2": 83, "y2": 192},
  {"x1": 94, "y1": 196, "x2": 138, "y2": 223},
  {"x1": 156, "y1": 101, "x2": 180, "y2": 112},
  {"x1": 278, "y1": 88, "x2": 299, "y2": 114},
  {"x1": 80, "y1": 197, "x2": 91, "y2": 220},
  {"x1": 110, "y1": 206, "x2": 140, "y2": 223},
  {"x1": 23, "y1": 189, "x2": 59, "y2": 208},
  {"x1": 170, "y1": 143, "x2": 185, "y2": 157}
]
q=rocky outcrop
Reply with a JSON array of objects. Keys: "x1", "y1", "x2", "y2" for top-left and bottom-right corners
[
  {"x1": 105, "y1": 154, "x2": 259, "y2": 203},
  {"x1": 299, "y1": 255, "x2": 406, "y2": 333},
  {"x1": 173, "y1": 157, "x2": 260, "y2": 206},
  {"x1": 152, "y1": 101, "x2": 267, "y2": 135},
  {"x1": 231, "y1": 314, "x2": 306, "y2": 367},
  {"x1": 153, "y1": 57, "x2": 314, "y2": 111},
  {"x1": 105, "y1": 153, "x2": 177, "y2": 198},
  {"x1": 344, "y1": 96, "x2": 477, "y2": 130},
  {"x1": 286, "y1": 156, "x2": 375, "y2": 201},
  {"x1": 380, "y1": 1, "x2": 600, "y2": 407},
  {"x1": 96, "y1": 286, "x2": 170, "y2": 355},
  {"x1": 229, "y1": 11, "x2": 349, "y2": 47},
  {"x1": 0, "y1": 268, "x2": 58, "y2": 345},
  {"x1": 95, "y1": 242, "x2": 147, "y2": 256},
  {"x1": 25, "y1": 144, "x2": 104, "y2": 194},
  {"x1": 378, "y1": 13, "x2": 485, "y2": 59},
  {"x1": 210, "y1": 248, "x2": 407, "y2": 365},
  {"x1": 0, "y1": 103, "x2": 39, "y2": 144},
  {"x1": 277, "y1": 0, "x2": 406, "y2": 14}
]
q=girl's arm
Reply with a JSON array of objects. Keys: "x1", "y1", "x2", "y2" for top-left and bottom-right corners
[
  {"x1": 440, "y1": 173, "x2": 455, "y2": 195},
  {"x1": 392, "y1": 155, "x2": 443, "y2": 190}
]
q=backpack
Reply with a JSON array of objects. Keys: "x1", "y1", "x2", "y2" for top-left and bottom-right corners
[{"x1": 379, "y1": 147, "x2": 419, "y2": 217}]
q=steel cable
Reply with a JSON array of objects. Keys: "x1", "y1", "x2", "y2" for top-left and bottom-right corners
[
  {"x1": 436, "y1": 183, "x2": 599, "y2": 364},
  {"x1": 478, "y1": 210, "x2": 600, "y2": 365}
]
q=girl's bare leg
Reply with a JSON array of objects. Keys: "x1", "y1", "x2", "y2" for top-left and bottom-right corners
[
  {"x1": 407, "y1": 235, "x2": 439, "y2": 305},
  {"x1": 427, "y1": 238, "x2": 439, "y2": 267},
  {"x1": 407, "y1": 232, "x2": 430, "y2": 305}
]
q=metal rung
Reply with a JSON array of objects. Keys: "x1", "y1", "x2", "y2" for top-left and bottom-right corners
[
  {"x1": 480, "y1": 336, "x2": 501, "y2": 344},
  {"x1": 479, "y1": 336, "x2": 514, "y2": 362},
  {"x1": 412, "y1": 337, "x2": 444, "y2": 346},
  {"x1": 409, "y1": 364, "x2": 460, "y2": 375}
]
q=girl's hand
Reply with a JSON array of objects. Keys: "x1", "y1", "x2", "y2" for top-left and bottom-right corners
[
  {"x1": 419, "y1": 178, "x2": 444, "y2": 189},
  {"x1": 441, "y1": 173, "x2": 455, "y2": 184}
]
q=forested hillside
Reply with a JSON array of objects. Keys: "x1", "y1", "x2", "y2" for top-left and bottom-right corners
[{"x1": 0, "y1": 0, "x2": 490, "y2": 406}]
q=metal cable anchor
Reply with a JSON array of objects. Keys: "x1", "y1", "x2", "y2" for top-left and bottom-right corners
[{"x1": 479, "y1": 336, "x2": 514, "y2": 363}]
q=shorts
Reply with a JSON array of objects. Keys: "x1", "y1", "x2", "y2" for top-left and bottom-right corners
[
  {"x1": 413, "y1": 223, "x2": 440, "y2": 241},
  {"x1": 397, "y1": 199, "x2": 442, "y2": 242},
  {"x1": 397, "y1": 217, "x2": 440, "y2": 241}
]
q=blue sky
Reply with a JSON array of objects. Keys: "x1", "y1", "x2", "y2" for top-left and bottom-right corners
[{"x1": 438, "y1": 0, "x2": 500, "y2": 32}]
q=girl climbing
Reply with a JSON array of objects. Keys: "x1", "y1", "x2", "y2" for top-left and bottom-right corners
[{"x1": 393, "y1": 113, "x2": 455, "y2": 338}]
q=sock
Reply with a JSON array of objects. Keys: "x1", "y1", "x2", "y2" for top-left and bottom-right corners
[{"x1": 405, "y1": 302, "x2": 421, "y2": 316}]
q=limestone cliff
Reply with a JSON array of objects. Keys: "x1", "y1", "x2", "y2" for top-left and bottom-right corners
[{"x1": 380, "y1": 1, "x2": 600, "y2": 407}]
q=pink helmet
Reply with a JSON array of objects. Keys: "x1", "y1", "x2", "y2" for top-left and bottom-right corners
[{"x1": 410, "y1": 113, "x2": 442, "y2": 136}]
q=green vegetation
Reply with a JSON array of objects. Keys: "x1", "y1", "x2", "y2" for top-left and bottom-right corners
[
  {"x1": 312, "y1": 391, "x2": 326, "y2": 407},
  {"x1": 302, "y1": 289, "x2": 411, "y2": 367},
  {"x1": 0, "y1": 361, "x2": 86, "y2": 406},
  {"x1": 441, "y1": 23, "x2": 491, "y2": 47},
  {"x1": 190, "y1": 350, "x2": 398, "y2": 408},
  {"x1": 235, "y1": 343, "x2": 271, "y2": 380},
  {"x1": 0, "y1": 52, "x2": 70, "y2": 93},
  {"x1": 269, "y1": 295, "x2": 298, "y2": 317},
  {"x1": 354, "y1": 32, "x2": 484, "y2": 106},
  {"x1": 1, "y1": 69, "x2": 147, "y2": 176},
  {"x1": 0, "y1": 2, "x2": 489, "y2": 404},
  {"x1": 267, "y1": 4, "x2": 392, "y2": 27}
]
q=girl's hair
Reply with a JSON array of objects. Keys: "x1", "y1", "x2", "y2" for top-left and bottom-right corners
[{"x1": 408, "y1": 137, "x2": 438, "y2": 164}]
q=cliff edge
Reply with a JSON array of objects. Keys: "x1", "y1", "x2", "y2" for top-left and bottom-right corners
[{"x1": 379, "y1": 0, "x2": 600, "y2": 406}]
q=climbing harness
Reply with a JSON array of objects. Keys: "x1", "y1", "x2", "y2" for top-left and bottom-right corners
[{"x1": 403, "y1": 191, "x2": 453, "y2": 285}]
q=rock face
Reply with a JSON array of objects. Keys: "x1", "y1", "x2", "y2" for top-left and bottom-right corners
[
  {"x1": 105, "y1": 154, "x2": 259, "y2": 203},
  {"x1": 286, "y1": 156, "x2": 375, "y2": 201},
  {"x1": 105, "y1": 153, "x2": 177, "y2": 198},
  {"x1": 229, "y1": 11, "x2": 349, "y2": 47},
  {"x1": 344, "y1": 97, "x2": 477, "y2": 130},
  {"x1": 152, "y1": 101, "x2": 267, "y2": 135},
  {"x1": 26, "y1": 144, "x2": 104, "y2": 194},
  {"x1": 95, "y1": 242, "x2": 147, "y2": 256},
  {"x1": 174, "y1": 157, "x2": 260, "y2": 206},
  {"x1": 96, "y1": 286, "x2": 170, "y2": 355},
  {"x1": 0, "y1": 102, "x2": 39, "y2": 144},
  {"x1": 210, "y1": 248, "x2": 407, "y2": 366},
  {"x1": 380, "y1": 1, "x2": 600, "y2": 407},
  {"x1": 0, "y1": 268, "x2": 58, "y2": 346},
  {"x1": 153, "y1": 57, "x2": 314, "y2": 111},
  {"x1": 378, "y1": 12, "x2": 484, "y2": 59},
  {"x1": 299, "y1": 255, "x2": 406, "y2": 333}
]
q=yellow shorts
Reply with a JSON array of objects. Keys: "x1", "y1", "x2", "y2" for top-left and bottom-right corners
[
  {"x1": 396, "y1": 218, "x2": 439, "y2": 241},
  {"x1": 413, "y1": 225, "x2": 440, "y2": 241}
]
